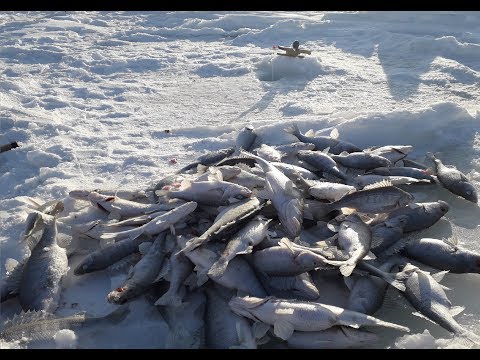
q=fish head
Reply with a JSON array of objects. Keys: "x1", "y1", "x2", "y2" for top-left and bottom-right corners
[
  {"x1": 295, "y1": 251, "x2": 326, "y2": 269},
  {"x1": 459, "y1": 183, "x2": 478, "y2": 203},
  {"x1": 228, "y1": 296, "x2": 265, "y2": 321},
  {"x1": 436, "y1": 200, "x2": 450, "y2": 214},
  {"x1": 107, "y1": 286, "x2": 131, "y2": 304},
  {"x1": 69, "y1": 190, "x2": 91, "y2": 200},
  {"x1": 398, "y1": 192, "x2": 415, "y2": 207},
  {"x1": 74, "y1": 257, "x2": 95, "y2": 275}
]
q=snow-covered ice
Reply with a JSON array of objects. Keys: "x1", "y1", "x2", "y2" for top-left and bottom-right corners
[{"x1": 1, "y1": 11, "x2": 479, "y2": 348}]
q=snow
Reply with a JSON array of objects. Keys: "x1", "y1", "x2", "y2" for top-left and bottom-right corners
[
  {"x1": 1, "y1": 11, "x2": 480, "y2": 349},
  {"x1": 53, "y1": 329, "x2": 77, "y2": 349}
]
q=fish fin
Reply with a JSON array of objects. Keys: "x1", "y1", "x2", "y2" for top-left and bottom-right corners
[
  {"x1": 237, "y1": 245, "x2": 254, "y2": 255},
  {"x1": 253, "y1": 322, "x2": 271, "y2": 339},
  {"x1": 138, "y1": 242, "x2": 153, "y2": 256},
  {"x1": 440, "y1": 284, "x2": 452, "y2": 291},
  {"x1": 362, "y1": 179, "x2": 393, "y2": 190},
  {"x1": 207, "y1": 258, "x2": 229, "y2": 278},
  {"x1": 431, "y1": 270, "x2": 449, "y2": 283},
  {"x1": 339, "y1": 151, "x2": 349, "y2": 156},
  {"x1": 169, "y1": 224, "x2": 176, "y2": 236},
  {"x1": 412, "y1": 311, "x2": 438, "y2": 325},
  {"x1": 450, "y1": 306, "x2": 465, "y2": 317},
  {"x1": 340, "y1": 207, "x2": 356, "y2": 215},
  {"x1": 363, "y1": 251, "x2": 377, "y2": 260},
  {"x1": 5, "y1": 258, "x2": 20, "y2": 273},
  {"x1": 279, "y1": 237, "x2": 296, "y2": 254},
  {"x1": 101, "y1": 304, "x2": 131, "y2": 324},
  {"x1": 343, "y1": 275, "x2": 357, "y2": 291},
  {"x1": 322, "y1": 147, "x2": 330, "y2": 154},
  {"x1": 153, "y1": 259, "x2": 171, "y2": 283},
  {"x1": 273, "y1": 320, "x2": 295, "y2": 340},
  {"x1": 340, "y1": 263, "x2": 356, "y2": 277},
  {"x1": 255, "y1": 188, "x2": 271, "y2": 200},
  {"x1": 183, "y1": 272, "x2": 199, "y2": 290},
  {"x1": 330, "y1": 128, "x2": 339, "y2": 140},
  {"x1": 443, "y1": 236, "x2": 458, "y2": 247},
  {"x1": 305, "y1": 129, "x2": 315, "y2": 138},
  {"x1": 326, "y1": 222, "x2": 339, "y2": 233},
  {"x1": 255, "y1": 334, "x2": 271, "y2": 346},
  {"x1": 108, "y1": 211, "x2": 121, "y2": 221},
  {"x1": 196, "y1": 273, "x2": 209, "y2": 287}
]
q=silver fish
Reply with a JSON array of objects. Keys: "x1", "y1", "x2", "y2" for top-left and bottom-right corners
[
  {"x1": 107, "y1": 233, "x2": 168, "y2": 304},
  {"x1": 241, "y1": 151, "x2": 303, "y2": 238},
  {"x1": 160, "y1": 180, "x2": 252, "y2": 207},
  {"x1": 208, "y1": 216, "x2": 271, "y2": 278},
  {"x1": 365, "y1": 145, "x2": 413, "y2": 163},
  {"x1": 252, "y1": 238, "x2": 330, "y2": 276},
  {"x1": 296, "y1": 150, "x2": 349, "y2": 181},
  {"x1": 69, "y1": 189, "x2": 147, "y2": 202},
  {"x1": 305, "y1": 181, "x2": 415, "y2": 218},
  {"x1": 307, "y1": 181, "x2": 357, "y2": 202},
  {"x1": 350, "y1": 175, "x2": 431, "y2": 189},
  {"x1": 255, "y1": 144, "x2": 282, "y2": 162},
  {"x1": 176, "y1": 147, "x2": 235, "y2": 174},
  {"x1": 330, "y1": 152, "x2": 392, "y2": 170},
  {"x1": 396, "y1": 262, "x2": 480, "y2": 345},
  {"x1": 371, "y1": 166, "x2": 435, "y2": 182},
  {"x1": 270, "y1": 161, "x2": 319, "y2": 181},
  {"x1": 403, "y1": 237, "x2": 480, "y2": 274},
  {"x1": 19, "y1": 214, "x2": 68, "y2": 312},
  {"x1": 180, "y1": 197, "x2": 263, "y2": 253},
  {"x1": 370, "y1": 215, "x2": 409, "y2": 256},
  {"x1": 372, "y1": 200, "x2": 449, "y2": 232},
  {"x1": 322, "y1": 214, "x2": 373, "y2": 277},
  {"x1": 346, "y1": 257, "x2": 400, "y2": 315},
  {"x1": 178, "y1": 236, "x2": 267, "y2": 297},
  {"x1": 226, "y1": 166, "x2": 266, "y2": 189},
  {"x1": 285, "y1": 124, "x2": 361, "y2": 154},
  {"x1": 74, "y1": 235, "x2": 153, "y2": 276},
  {"x1": 154, "y1": 247, "x2": 193, "y2": 307},
  {"x1": 99, "y1": 201, "x2": 197, "y2": 242},
  {"x1": 86, "y1": 191, "x2": 169, "y2": 220},
  {"x1": 427, "y1": 153, "x2": 478, "y2": 203},
  {"x1": 229, "y1": 295, "x2": 409, "y2": 341}
]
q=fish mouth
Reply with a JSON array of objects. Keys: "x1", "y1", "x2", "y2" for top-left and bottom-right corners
[{"x1": 107, "y1": 288, "x2": 129, "y2": 304}]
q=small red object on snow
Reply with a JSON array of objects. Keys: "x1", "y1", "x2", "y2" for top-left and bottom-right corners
[
  {"x1": 169, "y1": 158, "x2": 177, "y2": 164},
  {"x1": 272, "y1": 45, "x2": 278, "y2": 49}
]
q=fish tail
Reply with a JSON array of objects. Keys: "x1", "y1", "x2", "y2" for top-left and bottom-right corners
[
  {"x1": 176, "y1": 237, "x2": 204, "y2": 254},
  {"x1": 96, "y1": 304, "x2": 131, "y2": 324},
  {"x1": 452, "y1": 329, "x2": 480, "y2": 348},
  {"x1": 207, "y1": 258, "x2": 229, "y2": 278},
  {"x1": 284, "y1": 123, "x2": 300, "y2": 138},
  {"x1": 374, "y1": 319, "x2": 410, "y2": 333},
  {"x1": 154, "y1": 289, "x2": 184, "y2": 308}
]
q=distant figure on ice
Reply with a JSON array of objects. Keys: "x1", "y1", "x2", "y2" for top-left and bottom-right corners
[{"x1": 275, "y1": 40, "x2": 312, "y2": 58}]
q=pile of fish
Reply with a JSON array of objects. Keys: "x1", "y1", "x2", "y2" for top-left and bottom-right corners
[{"x1": 1, "y1": 123, "x2": 479, "y2": 349}]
